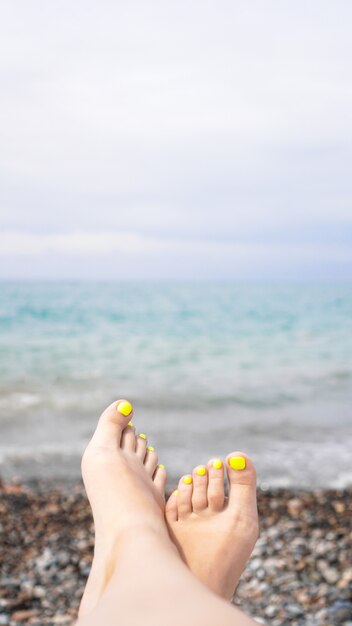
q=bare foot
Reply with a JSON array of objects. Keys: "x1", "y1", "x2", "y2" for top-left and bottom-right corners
[
  {"x1": 165, "y1": 453, "x2": 259, "y2": 600},
  {"x1": 78, "y1": 400, "x2": 168, "y2": 619}
]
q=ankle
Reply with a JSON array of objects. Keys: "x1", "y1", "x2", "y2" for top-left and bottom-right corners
[
  {"x1": 117, "y1": 523, "x2": 175, "y2": 554},
  {"x1": 97, "y1": 521, "x2": 172, "y2": 562}
]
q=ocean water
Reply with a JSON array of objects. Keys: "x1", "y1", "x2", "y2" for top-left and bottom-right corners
[{"x1": 0, "y1": 281, "x2": 351, "y2": 488}]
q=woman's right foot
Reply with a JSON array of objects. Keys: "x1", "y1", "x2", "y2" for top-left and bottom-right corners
[{"x1": 165, "y1": 453, "x2": 259, "y2": 600}]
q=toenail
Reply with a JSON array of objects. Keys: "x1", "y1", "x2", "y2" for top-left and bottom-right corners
[
  {"x1": 212, "y1": 459, "x2": 223, "y2": 469},
  {"x1": 196, "y1": 466, "x2": 206, "y2": 476},
  {"x1": 229, "y1": 456, "x2": 246, "y2": 470},
  {"x1": 147, "y1": 445, "x2": 155, "y2": 452},
  {"x1": 138, "y1": 433, "x2": 147, "y2": 439},
  {"x1": 127, "y1": 421, "x2": 133, "y2": 427},
  {"x1": 117, "y1": 401, "x2": 133, "y2": 416},
  {"x1": 183, "y1": 475, "x2": 193, "y2": 485},
  {"x1": 158, "y1": 464, "x2": 165, "y2": 469}
]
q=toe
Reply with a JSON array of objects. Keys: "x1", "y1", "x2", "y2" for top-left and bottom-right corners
[
  {"x1": 191, "y1": 465, "x2": 208, "y2": 512},
  {"x1": 165, "y1": 490, "x2": 178, "y2": 523},
  {"x1": 177, "y1": 475, "x2": 193, "y2": 519},
  {"x1": 144, "y1": 445, "x2": 158, "y2": 476},
  {"x1": 207, "y1": 458, "x2": 225, "y2": 512},
  {"x1": 89, "y1": 399, "x2": 133, "y2": 449},
  {"x1": 120, "y1": 423, "x2": 136, "y2": 453},
  {"x1": 153, "y1": 464, "x2": 167, "y2": 496},
  {"x1": 135, "y1": 432, "x2": 148, "y2": 461},
  {"x1": 226, "y1": 451, "x2": 257, "y2": 515}
]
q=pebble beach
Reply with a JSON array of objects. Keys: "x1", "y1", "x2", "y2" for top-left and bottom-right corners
[{"x1": 0, "y1": 481, "x2": 351, "y2": 626}]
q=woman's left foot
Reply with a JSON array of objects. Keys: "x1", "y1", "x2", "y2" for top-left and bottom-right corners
[
  {"x1": 165, "y1": 452, "x2": 259, "y2": 600},
  {"x1": 78, "y1": 400, "x2": 168, "y2": 620}
]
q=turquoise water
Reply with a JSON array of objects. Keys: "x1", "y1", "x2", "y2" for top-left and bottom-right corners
[{"x1": 0, "y1": 282, "x2": 351, "y2": 486}]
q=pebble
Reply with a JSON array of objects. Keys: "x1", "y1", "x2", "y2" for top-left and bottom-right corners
[
  {"x1": 235, "y1": 487, "x2": 352, "y2": 625},
  {"x1": 264, "y1": 604, "x2": 277, "y2": 617},
  {"x1": 287, "y1": 497, "x2": 304, "y2": 516},
  {"x1": 0, "y1": 482, "x2": 351, "y2": 625},
  {"x1": 328, "y1": 600, "x2": 352, "y2": 621},
  {"x1": 11, "y1": 609, "x2": 39, "y2": 620},
  {"x1": 317, "y1": 561, "x2": 340, "y2": 584}
]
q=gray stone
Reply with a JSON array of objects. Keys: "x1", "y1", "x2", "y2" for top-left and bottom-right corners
[
  {"x1": 322, "y1": 567, "x2": 340, "y2": 585},
  {"x1": 286, "y1": 603, "x2": 303, "y2": 616},
  {"x1": 250, "y1": 558, "x2": 263, "y2": 571},
  {"x1": 33, "y1": 585, "x2": 46, "y2": 598},
  {"x1": 264, "y1": 604, "x2": 277, "y2": 617},
  {"x1": 328, "y1": 600, "x2": 352, "y2": 622}
]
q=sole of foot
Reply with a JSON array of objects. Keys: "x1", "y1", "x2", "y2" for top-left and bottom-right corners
[{"x1": 165, "y1": 452, "x2": 259, "y2": 600}]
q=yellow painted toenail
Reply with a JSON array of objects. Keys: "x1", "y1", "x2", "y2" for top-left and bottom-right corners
[
  {"x1": 147, "y1": 446, "x2": 155, "y2": 452},
  {"x1": 229, "y1": 456, "x2": 246, "y2": 470},
  {"x1": 138, "y1": 433, "x2": 147, "y2": 439},
  {"x1": 127, "y1": 421, "x2": 133, "y2": 427},
  {"x1": 183, "y1": 475, "x2": 193, "y2": 485},
  {"x1": 174, "y1": 490, "x2": 178, "y2": 496},
  {"x1": 117, "y1": 401, "x2": 133, "y2": 416},
  {"x1": 158, "y1": 464, "x2": 165, "y2": 469},
  {"x1": 196, "y1": 466, "x2": 206, "y2": 476},
  {"x1": 212, "y1": 459, "x2": 223, "y2": 469}
]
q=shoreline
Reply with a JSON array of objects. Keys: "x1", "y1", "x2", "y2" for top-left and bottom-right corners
[
  {"x1": 2, "y1": 475, "x2": 352, "y2": 493},
  {"x1": 0, "y1": 481, "x2": 351, "y2": 625}
]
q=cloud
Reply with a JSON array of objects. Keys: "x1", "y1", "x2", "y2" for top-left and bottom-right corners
[
  {"x1": 0, "y1": 1, "x2": 351, "y2": 278},
  {"x1": 0, "y1": 231, "x2": 160, "y2": 256},
  {"x1": 1, "y1": 231, "x2": 351, "y2": 282}
]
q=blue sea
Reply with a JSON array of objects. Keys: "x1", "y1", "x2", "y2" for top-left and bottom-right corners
[{"x1": 0, "y1": 282, "x2": 351, "y2": 488}]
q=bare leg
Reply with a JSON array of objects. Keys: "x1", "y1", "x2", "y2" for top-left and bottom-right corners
[
  {"x1": 76, "y1": 400, "x2": 259, "y2": 626},
  {"x1": 78, "y1": 528, "x2": 258, "y2": 626}
]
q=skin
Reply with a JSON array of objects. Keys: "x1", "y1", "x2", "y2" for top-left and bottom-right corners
[
  {"x1": 165, "y1": 455, "x2": 259, "y2": 599},
  {"x1": 77, "y1": 400, "x2": 260, "y2": 626}
]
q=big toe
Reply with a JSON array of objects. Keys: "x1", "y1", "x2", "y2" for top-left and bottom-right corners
[
  {"x1": 88, "y1": 399, "x2": 134, "y2": 450},
  {"x1": 225, "y1": 452, "x2": 258, "y2": 521}
]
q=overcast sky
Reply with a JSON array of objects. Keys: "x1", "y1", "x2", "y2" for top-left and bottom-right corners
[{"x1": 0, "y1": 1, "x2": 351, "y2": 280}]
